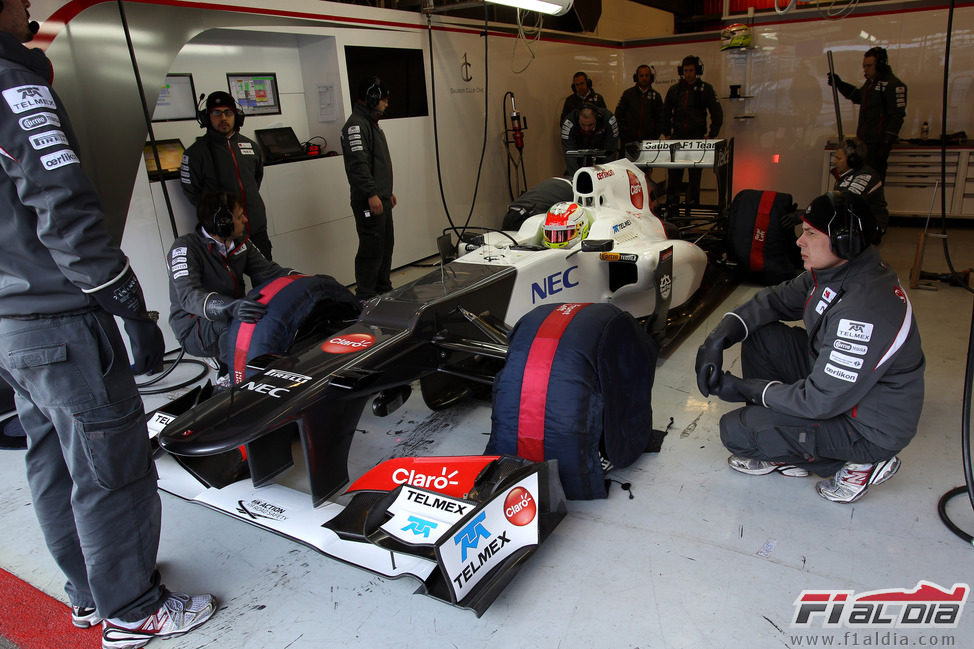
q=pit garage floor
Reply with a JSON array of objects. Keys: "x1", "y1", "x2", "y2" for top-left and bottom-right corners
[{"x1": 2, "y1": 223, "x2": 974, "y2": 649}]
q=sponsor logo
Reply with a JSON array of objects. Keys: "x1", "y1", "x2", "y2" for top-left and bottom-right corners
[
  {"x1": 172, "y1": 270, "x2": 188, "y2": 279},
  {"x1": 829, "y1": 350, "x2": 863, "y2": 370},
  {"x1": 612, "y1": 219, "x2": 632, "y2": 234},
  {"x1": 321, "y1": 332, "x2": 376, "y2": 354},
  {"x1": 837, "y1": 319, "x2": 873, "y2": 342},
  {"x1": 824, "y1": 363, "x2": 858, "y2": 383},
  {"x1": 347, "y1": 125, "x2": 360, "y2": 134},
  {"x1": 171, "y1": 246, "x2": 187, "y2": 258},
  {"x1": 406, "y1": 488, "x2": 470, "y2": 516},
  {"x1": 833, "y1": 339, "x2": 868, "y2": 355},
  {"x1": 627, "y1": 169, "x2": 643, "y2": 209},
  {"x1": 450, "y1": 513, "x2": 511, "y2": 590},
  {"x1": 595, "y1": 168, "x2": 614, "y2": 180},
  {"x1": 792, "y1": 581, "x2": 968, "y2": 629},
  {"x1": 401, "y1": 515, "x2": 438, "y2": 538},
  {"x1": 2, "y1": 85, "x2": 56, "y2": 113},
  {"x1": 504, "y1": 487, "x2": 536, "y2": 526},
  {"x1": 393, "y1": 466, "x2": 460, "y2": 491},
  {"x1": 18, "y1": 111, "x2": 60, "y2": 131},
  {"x1": 556, "y1": 303, "x2": 584, "y2": 316},
  {"x1": 823, "y1": 287, "x2": 838, "y2": 303},
  {"x1": 236, "y1": 499, "x2": 287, "y2": 521},
  {"x1": 530, "y1": 265, "x2": 579, "y2": 304},
  {"x1": 659, "y1": 273, "x2": 672, "y2": 301},
  {"x1": 264, "y1": 369, "x2": 312, "y2": 384},
  {"x1": 241, "y1": 381, "x2": 290, "y2": 398},
  {"x1": 815, "y1": 300, "x2": 828, "y2": 314},
  {"x1": 169, "y1": 262, "x2": 188, "y2": 272},
  {"x1": 894, "y1": 285, "x2": 906, "y2": 304},
  {"x1": 753, "y1": 228, "x2": 766, "y2": 242},
  {"x1": 40, "y1": 149, "x2": 79, "y2": 170}
]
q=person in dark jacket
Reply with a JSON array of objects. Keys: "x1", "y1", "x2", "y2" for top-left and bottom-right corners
[
  {"x1": 828, "y1": 46, "x2": 907, "y2": 181},
  {"x1": 341, "y1": 76, "x2": 397, "y2": 300},
  {"x1": 561, "y1": 105, "x2": 619, "y2": 175},
  {"x1": 560, "y1": 71, "x2": 606, "y2": 122},
  {"x1": 502, "y1": 176, "x2": 573, "y2": 231},
  {"x1": 0, "y1": 1, "x2": 215, "y2": 643},
  {"x1": 181, "y1": 91, "x2": 273, "y2": 259},
  {"x1": 168, "y1": 192, "x2": 294, "y2": 363},
  {"x1": 662, "y1": 55, "x2": 723, "y2": 210},
  {"x1": 615, "y1": 64, "x2": 664, "y2": 150},
  {"x1": 831, "y1": 137, "x2": 889, "y2": 243},
  {"x1": 695, "y1": 191, "x2": 924, "y2": 504}
]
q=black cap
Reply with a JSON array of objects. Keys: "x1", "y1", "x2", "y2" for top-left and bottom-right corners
[
  {"x1": 803, "y1": 191, "x2": 875, "y2": 242},
  {"x1": 206, "y1": 91, "x2": 236, "y2": 112}
]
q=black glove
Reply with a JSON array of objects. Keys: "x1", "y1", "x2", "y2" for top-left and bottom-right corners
[
  {"x1": 712, "y1": 372, "x2": 775, "y2": 406},
  {"x1": 89, "y1": 265, "x2": 165, "y2": 375},
  {"x1": 827, "y1": 72, "x2": 841, "y2": 87},
  {"x1": 695, "y1": 314, "x2": 747, "y2": 397},
  {"x1": 204, "y1": 294, "x2": 267, "y2": 323}
]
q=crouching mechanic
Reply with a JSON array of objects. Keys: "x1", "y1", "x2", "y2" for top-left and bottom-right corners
[
  {"x1": 694, "y1": 191, "x2": 924, "y2": 503},
  {"x1": 168, "y1": 192, "x2": 295, "y2": 366}
]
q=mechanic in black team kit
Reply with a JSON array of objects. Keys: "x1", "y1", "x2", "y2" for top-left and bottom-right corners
[
  {"x1": 0, "y1": 0, "x2": 215, "y2": 646},
  {"x1": 695, "y1": 192, "x2": 924, "y2": 504},
  {"x1": 181, "y1": 91, "x2": 273, "y2": 259},
  {"x1": 341, "y1": 75, "x2": 397, "y2": 301}
]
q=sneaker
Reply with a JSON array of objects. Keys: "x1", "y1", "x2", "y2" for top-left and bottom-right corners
[
  {"x1": 727, "y1": 455, "x2": 809, "y2": 477},
  {"x1": 102, "y1": 592, "x2": 216, "y2": 649},
  {"x1": 72, "y1": 605, "x2": 102, "y2": 628},
  {"x1": 815, "y1": 456, "x2": 901, "y2": 504}
]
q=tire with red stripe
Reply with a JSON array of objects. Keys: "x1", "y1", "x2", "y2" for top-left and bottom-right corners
[
  {"x1": 727, "y1": 189, "x2": 801, "y2": 285},
  {"x1": 486, "y1": 303, "x2": 657, "y2": 500}
]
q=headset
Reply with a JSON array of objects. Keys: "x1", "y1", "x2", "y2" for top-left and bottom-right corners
[
  {"x1": 196, "y1": 92, "x2": 245, "y2": 130},
  {"x1": 360, "y1": 76, "x2": 387, "y2": 110},
  {"x1": 677, "y1": 55, "x2": 704, "y2": 77},
  {"x1": 841, "y1": 138, "x2": 867, "y2": 170},
  {"x1": 825, "y1": 190, "x2": 867, "y2": 260},
  {"x1": 199, "y1": 192, "x2": 237, "y2": 239},
  {"x1": 633, "y1": 65, "x2": 655, "y2": 84},
  {"x1": 571, "y1": 72, "x2": 593, "y2": 93},
  {"x1": 865, "y1": 46, "x2": 890, "y2": 74}
]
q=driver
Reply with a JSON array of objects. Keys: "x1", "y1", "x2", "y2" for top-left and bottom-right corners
[{"x1": 542, "y1": 202, "x2": 593, "y2": 249}]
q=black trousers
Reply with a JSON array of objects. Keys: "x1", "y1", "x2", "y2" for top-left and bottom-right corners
[
  {"x1": 718, "y1": 322, "x2": 897, "y2": 477},
  {"x1": 351, "y1": 198, "x2": 394, "y2": 299}
]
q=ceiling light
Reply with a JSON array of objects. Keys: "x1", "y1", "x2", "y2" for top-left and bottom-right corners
[{"x1": 486, "y1": 0, "x2": 573, "y2": 16}]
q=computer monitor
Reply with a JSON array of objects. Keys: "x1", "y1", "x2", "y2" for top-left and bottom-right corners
[
  {"x1": 255, "y1": 127, "x2": 304, "y2": 161},
  {"x1": 143, "y1": 139, "x2": 185, "y2": 180}
]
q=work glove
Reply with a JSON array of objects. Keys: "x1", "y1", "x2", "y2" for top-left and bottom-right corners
[
  {"x1": 712, "y1": 372, "x2": 777, "y2": 406},
  {"x1": 89, "y1": 265, "x2": 165, "y2": 375},
  {"x1": 826, "y1": 72, "x2": 841, "y2": 87},
  {"x1": 204, "y1": 294, "x2": 267, "y2": 323},
  {"x1": 695, "y1": 314, "x2": 747, "y2": 397}
]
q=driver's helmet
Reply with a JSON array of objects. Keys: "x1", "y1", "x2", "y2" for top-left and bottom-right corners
[
  {"x1": 542, "y1": 202, "x2": 592, "y2": 249},
  {"x1": 720, "y1": 23, "x2": 751, "y2": 50}
]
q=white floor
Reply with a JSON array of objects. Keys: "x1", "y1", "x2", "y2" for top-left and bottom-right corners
[{"x1": 1, "y1": 224, "x2": 974, "y2": 649}]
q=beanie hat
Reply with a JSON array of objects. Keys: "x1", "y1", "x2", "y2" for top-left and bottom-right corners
[
  {"x1": 803, "y1": 191, "x2": 875, "y2": 245},
  {"x1": 206, "y1": 91, "x2": 236, "y2": 112}
]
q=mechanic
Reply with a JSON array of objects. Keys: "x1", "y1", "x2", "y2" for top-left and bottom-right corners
[
  {"x1": 694, "y1": 191, "x2": 924, "y2": 504},
  {"x1": 831, "y1": 137, "x2": 889, "y2": 244},
  {"x1": 560, "y1": 71, "x2": 606, "y2": 122},
  {"x1": 181, "y1": 91, "x2": 274, "y2": 259},
  {"x1": 561, "y1": 105, "x2": 619, "y2": 175},
  {"x1": 341, "y1": 75, "x2": 397, "y2": 301},
  {"x1": 662, "y1": 55, "x2": 723, "y2": 212},
  {"x1": 828, "y1": 46, "x2": 907, "y2": 181},
  {"x1": 502, "y1": 176, "x2": 573, "y2": 231},
  {"x1": 0, "y1": 1, "x2": 216, "y2": 645},
  {"x1": 168, "y1": 192, "x2": 296, "y2": 366},
  {"x1": 615, "y1": 64, "x2": 664, "y2": 150}
]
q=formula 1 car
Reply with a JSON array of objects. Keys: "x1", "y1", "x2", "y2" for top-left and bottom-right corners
[{"x1": 153, "y1": 156, "x2": 726, "y2": 612}]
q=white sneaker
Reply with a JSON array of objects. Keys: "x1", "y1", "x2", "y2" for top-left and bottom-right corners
[
  {"x1": 101, "y1": 592, "x2": 216, "y2": 649},
  {"x1": 72, "y1": 604, "x2": 102, "y2": 628},
  {"x1": 727, "y1": 455, "x2": 809, "y2": 477},
  {"x1": 815, "y1": 456, "x2": 901, "y2": 504}
]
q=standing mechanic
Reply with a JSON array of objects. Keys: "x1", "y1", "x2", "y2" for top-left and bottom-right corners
[
  {"x1": 695, "y1": 192, "x2": 924, "y2": 504},
  {"x1": 828, "y1": 46, "x2": 907, "y2": 181},
  {"x1": 0, "y1": 0, "x2": 215, "y2": 645},
  {"x1": 341, "y1": 75, "x2": 397, "y2": 301},
  {"x1": 662, "y1": 55, "x2": 723, "y2": 212},
  {"x1": 168, "y1": 192, "x2": 294, "y2": 366},
  {"x1": 181, "y1": 91, "x2": 274, "y2": 259},
  {"x1": 560, "y1": 71, "x2": 606, "y2": 122},
  {"x1": 615, "y1": 64, "x2": 663, "y2": 150},
  {"x1": 831, "y1": 137, "x2": 889, "y2": 243},
  {"x1": 560, "y1": 105, "x2": 619, "y2": 175}
]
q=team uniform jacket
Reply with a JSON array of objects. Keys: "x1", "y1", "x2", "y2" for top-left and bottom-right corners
[
  {"x1": 662, "y1": 79, "x2": 723, "y2": 139},
  {"x1": 835, "y1": 71, "x2": 907, "y2": 145},
  {"x1": 0, "y1": 32, "x2": 128, "y2": 316},
  {"x1": 560, "y1": 90, "x2": 606, "y2": 122},
  {"x1": 560, "y1": 107, "x2": 619, "y2": 174},
  {"x1": 615, "y1": 85, "x2": 664, "y2": 145},
  {"x1": 167, "y1": 228, "x2": 291, "y2": 345},
  {"x1": 732, "y1": 246, "x2": 924, "y2": 452},
  {"x1": 180, "y1": 129, "x2": 267, "y2": 237},
  {"x1": 340, "y1": 103, "x2": 393, "y2": 201},
  {"x1": 836, "y1": 165, "x2": 889, "y2": 236}
]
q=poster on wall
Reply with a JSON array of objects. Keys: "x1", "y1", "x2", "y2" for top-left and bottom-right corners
[
  {"x1": 152, "y1": 73, "x2": 197, "y2": 122},
  {"x1": 226, "y1": 73, "x2": 282, "y2": 116}
]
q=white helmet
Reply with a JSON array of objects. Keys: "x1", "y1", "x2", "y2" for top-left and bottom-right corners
[{"x1": 542, "y1": 202, "x2": 592, "y2": 249}]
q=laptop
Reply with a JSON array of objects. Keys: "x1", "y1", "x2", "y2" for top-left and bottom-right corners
[
  {"x1": 255, "y1": 127, "x2": 305, "y2": 161},
  {"x1": 143, "y1": 139, "x2": 185, "y2": 180}
]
